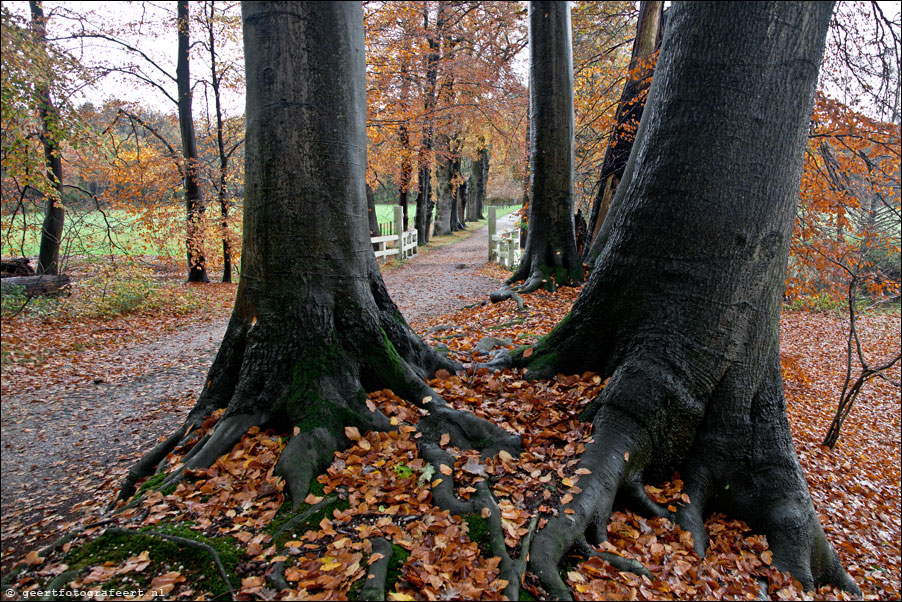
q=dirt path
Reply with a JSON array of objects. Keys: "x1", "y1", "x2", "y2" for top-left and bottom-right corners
[{"x1": 0, "y1": 215, "x2": 515, "y2": 568}]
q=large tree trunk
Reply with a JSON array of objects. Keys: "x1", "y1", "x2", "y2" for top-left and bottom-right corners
[
  {"x1": 584, "y1": 1, "x2": 664, "y2": 257},
  {"x1": 177, "y1": 0, "x2": 209, "y2": 283},
  {"x1": 115, "y1": 1, "x2": 517, "y2": 511},
  {"x1": 30, "y1": 1, "x2": 64, "y2": 276},
  {"x1": 498, "y1": 2, "x2": 858, "y2": 597},
  {"x1": 497, "y1": 1, "x2": 582, "y2": 296}
]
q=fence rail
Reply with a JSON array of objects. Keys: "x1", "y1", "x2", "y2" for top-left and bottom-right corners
[
  {"x1": 487, "y1": 206, "x2": 521, "y2": 270},
  {"x1": 372, "y1": 206, "x2": 418, "y2": 264}
]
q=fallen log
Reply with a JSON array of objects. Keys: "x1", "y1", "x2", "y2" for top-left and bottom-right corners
[
  {"x1": 0, "y1": 274, "x2": 71, "y2": 297},
  {"x1": 0, "y1": 257, "x2": 36, "y2": 277}
]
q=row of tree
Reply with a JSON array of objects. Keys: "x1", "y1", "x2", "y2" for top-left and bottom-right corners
[
  {"x1": 121, "y1": 2, "x2": 867, "y2": 598},
  {"x1": 1, "y1": 1, "x2": 898, "y2": 308}
]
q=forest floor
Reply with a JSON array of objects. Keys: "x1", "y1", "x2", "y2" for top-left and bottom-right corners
[
  {"x1": 0, "y1": 215, "x2": 517, "y2": 571},
  {"x1": 1, "y1": 212, "x2": 899, "y2": 601}
]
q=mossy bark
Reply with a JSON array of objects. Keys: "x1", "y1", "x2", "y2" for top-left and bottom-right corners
[{"x1": 509, "y1": 2, "x2": 858, "y2": 597}]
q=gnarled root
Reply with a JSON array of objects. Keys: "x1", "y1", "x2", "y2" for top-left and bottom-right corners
[
  {"x1": 358, "y1": 537, "x2": 393, "y2": 601},
  {"x1": 111, "y1": 424, "x2": 190, "y2": 509},
  {"x1": 475, "y1": 481, "x2": 539, "y2": 601},
  {"x1": 274, "y1": 429, "x2": 339, "y2": 509}
]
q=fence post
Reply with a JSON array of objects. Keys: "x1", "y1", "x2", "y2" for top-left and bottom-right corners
[
  {"x1": 394, "y1": 205, "x2": 404, "y2": 261},
  {"x1": 488, "y1": 206, "x2": 497, "y2": 262}
]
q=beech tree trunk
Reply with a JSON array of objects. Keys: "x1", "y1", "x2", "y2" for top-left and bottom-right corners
[
  {"x1": 205, "y1": 0, "x2": 235, "y2": 283},
  {"x1": 116, "y1": 1, "x2": 517, "y2": 510},
  {"x1": 503, "y1": 1, "x2": 582, "y2": 294},
  {"x1": 433, "y1": 134, "x2": 455, "y2": 236},
  {"x1": 584, "y1": 1, "x2": 664, "y2": 258},
  {"x1": 503, "y1": 2, "x2": 859, "y2": 597},
  {"x1": 415, "y1": 3, "x2": 441, "y2": 245},
  {"x1": 30, "y1": 1, "x2": 64, "y2": 276},
  {"x1": 474, "y1": 146, "x2": 488, "y2": 220},
  {"x1": 177, "y1": 0, "x2": 209, "y2": 283}
]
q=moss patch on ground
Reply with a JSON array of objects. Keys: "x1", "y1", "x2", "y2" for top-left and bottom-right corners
[{"x1": 59, "y1": 524, "x2": 240, "y2": 597}]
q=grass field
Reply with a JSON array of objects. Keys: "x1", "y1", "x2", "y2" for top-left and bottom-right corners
[{"x1": 2, "y1": 203, "x2": 522, "y2": 261}]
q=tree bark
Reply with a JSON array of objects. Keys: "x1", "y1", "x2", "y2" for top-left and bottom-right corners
[
  {"x1": 501, "y1": 2, "x2": 858, "y2": 597},
  {"x1": 433, "y1": 134, "x2": 455, "y2": 235},
  {"x1": 177, "y1": 0, "x2": 209, "y2": 283},
  {"x1": 205, "y1": 0, "x2": 235, "y2": 283},
  {"x1": 30, "y1": 1, "x2": 65, "y2": 276},
  {"x1": 584, "y1": 1, "x2": 664, "y2": 256},
  {"x1": 116, "y1": 1, "x2": 517, "y2": 509},
  {"x1": 414, "y1": 3, "x2": 441, "y2": 245},
  {"x1": 366, "y1": 183, "x2": 379, "y2": 251},
  {"x1": 0, "y1": 274, "x2": 70, "y2": 297},
  {"x1": 499, "y1": 1, "x2": 583, "y2": 295},
  {"x1": 474, "y1": 146, "x2": 488, "y2": 220}
]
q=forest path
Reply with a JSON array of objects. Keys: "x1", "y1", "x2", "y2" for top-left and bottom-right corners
[
  {"x1": 0, "y1": 214, "x2": 516, "y2": 568},
  {"x1": 384, "y1": 213, "x2": 518, "y2": 326}
]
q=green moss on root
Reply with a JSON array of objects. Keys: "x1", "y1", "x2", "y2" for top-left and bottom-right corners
[
  {"x1": 60, "y1": 525, "x2": 240, "y2": 597},
  {"x1": 463, "y1": 514, "x2": 492, "y2": 558},
  {"x1": 138, "y1": 473, "x2": 167, "y2": 493},
  {"x1": 271, "y1": 496, "x2": 350, "y2": 549},
  {"x1": 385, "y1": 544, "x2": 411, "y2": 591}
]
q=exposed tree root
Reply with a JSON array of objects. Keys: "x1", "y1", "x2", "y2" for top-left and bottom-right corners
[
  {"x1": 271, "y1": 494, "x2": 338, "y2": 539},
  {"x1": 489, "y1": 286, "x2": 527, "y2": 310},
  {"x1": 520, "y1": 361, "x2": 863, "y2": 599},
  {"x1": 111, "y1": 425, "x2": 189, "y2": 508},
  {"x1": 275, "y1": 429, "x2": 340, "y2": 510},
  {"x1": 39, "y1": 570, "x2": 79, "y2": 601},
  {"x1": 475, "y1": 481, "x2": 539, "y2": 601},
  {"x1": 266, "y1": 560, "x2": 290, "y2": 593},
  {"x1": 1, "y1": 518, "x2": 116, "y2": 589},
  {"x1": 105, "y1": 527, "x2": 234, "y2": 596},
  {"x1": 358, "y1": 537, "x2": 393, "y2": 601}
]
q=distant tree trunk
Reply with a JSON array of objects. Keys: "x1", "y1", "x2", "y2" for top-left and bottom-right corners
[
  {"x1": 398, "y1": 59, "x2": 412, "y2": 231},
  {"x1": 415, "y1": 3, "x2": 441, "y2": 244},
  {"x1": 433, "y1": 134, "x2": 454, "y2": 235},
  {"x1": 452, "y1": 154, "x2": 466, "y2": 229},
  {"x1": 30, "y1": 1, "x2": 64, "y2": 276},
  {"x1": 178, "y1": 0, "x2": 209, "y2": 282},
  {"x1": 496, "y1": 1, "x2": 582, "y2": 296},
  {"x1": 464, "y1": 159, "x2": 477, "y2": 222},
  {"x1": 458, "y1": 178, "x2": 469, "y2": 224},
  {"x1": 399, "y1": 124, "x2": 412, "y2": 231},
  {"x1": 115, "y1": 1, "x2": 516, "y2": 512},
  {"x1": 584, "y1": 1, "x2": 664, "y2": 258},
  {"x1": 497, "y1": 3, "x2": 858, "y2": 597},
  {"x1": 205, "y1": 0, "x2": 235, "y2": 283},
  {"x1": 475, "y1": 146, "x2": 489, "y2": 220}
]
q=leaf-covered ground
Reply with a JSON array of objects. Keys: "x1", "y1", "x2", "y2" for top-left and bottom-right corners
[{"x1": 1, "y1": 254, "x2": 899, "y2": 600}]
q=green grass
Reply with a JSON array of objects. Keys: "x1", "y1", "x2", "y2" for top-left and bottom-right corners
[
  {"x1": 2, "y1": 208, "x2": 185, "y2": 258},
  {"x1": 2, "y1": 204, "x2": 521, "y2": 260}
]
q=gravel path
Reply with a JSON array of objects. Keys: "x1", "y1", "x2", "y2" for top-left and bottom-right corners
[{"x1": 0, "y1": 215, "x2": 516, "y2": 567}]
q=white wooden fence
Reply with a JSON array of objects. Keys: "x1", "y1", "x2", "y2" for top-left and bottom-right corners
[
  {"x1": 372, "y1": 205, "x2": 418, "y2": 264},
  {"x1": 488, "y1": 206, "x2": 521, "y2": 270}
]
